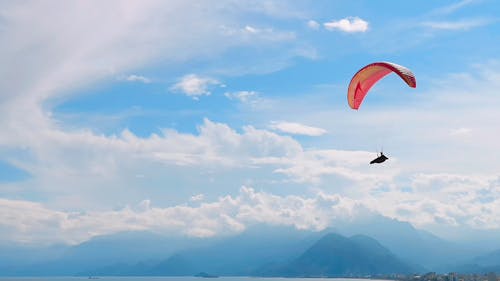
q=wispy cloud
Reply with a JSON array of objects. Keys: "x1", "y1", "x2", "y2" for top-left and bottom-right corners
[
  {"x1": 422, "y1": 19, "x2": 491, "y2": 30},
  {"x1": 124, "y1": 74, "x2": 151, "y2": 84},
  {"x1": 431, "y1": 0, "x2": 479, "y2": 15},
  {"x1": 324, "y1": 17, "x2": 369, "y2": 33},
  {"x1": 171, "y1": 74, "x2": 221, "y2": 100},
  {"x1": 269, "y1": 121, "x2": 327, "y2": 136},
  {"x1": 220, "y1": 24, "x2": 296, "y2": 42},
  {"x1": 307, "y1": 20, "x2": 320, "y2": 30},
  {"x1": 224, "y1": 91, "x2": 271, "y2": 109},
  {"x1": 225, "y1": 91, "x2": 259, "y2": 103}
]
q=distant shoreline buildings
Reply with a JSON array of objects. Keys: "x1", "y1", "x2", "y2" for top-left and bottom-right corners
[{"x1": 375, "y1": 272, "x2": 499, "y2": 281}]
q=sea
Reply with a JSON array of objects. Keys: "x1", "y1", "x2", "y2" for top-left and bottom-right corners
[{"x1": 0, "y1": 278, "x2": 388, "y2": 281}]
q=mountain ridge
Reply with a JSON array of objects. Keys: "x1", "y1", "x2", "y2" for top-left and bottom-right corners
[
  {"x1": 261, "y1": 233, "x2": 415, "y2": 277},
  {"x1": 2, "y1": 220, "x2": 500, "y2": 276}
]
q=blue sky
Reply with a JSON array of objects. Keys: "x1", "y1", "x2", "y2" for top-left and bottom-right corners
[{"x1": 0, "y1": 0, "x2": 499, "y2": 245}]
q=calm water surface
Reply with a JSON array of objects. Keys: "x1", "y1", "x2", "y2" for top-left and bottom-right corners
[{"x1": 0, "y1": 278, "x2": 388, "y2": 281}]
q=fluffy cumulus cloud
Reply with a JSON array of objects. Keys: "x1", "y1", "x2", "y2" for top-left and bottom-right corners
[
  {"x1": 0, "y1": 187, "x2": 360, "y2": 245},
  {"x1": 0, "y1": 106, "x2": 388, "y2": 245},
  {"x1": 395, "y1": 173, "x2": 500, "y2": 229},
  {"x1": 171, "y1": 74, "x2": 221, "y2": 99},
  {"x1": 324, "y1": 17, "x2": 369, "y2": 33},
  {"x1": 2, "y1": 173, "x2": 500, "y2": 245},
  {"x1": 269, "y1": 121, "x2": 327, "y2": 136},
  {"x1": 12, "y1": 118, "x2": 304, "y2": 178},
  {"x1": 0, "y1": 113, "x2": 499, "y2": 244}
]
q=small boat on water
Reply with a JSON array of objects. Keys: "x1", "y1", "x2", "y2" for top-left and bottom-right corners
[{"x1": 195, "y1": 272, "x2": 218, "y2": 278}]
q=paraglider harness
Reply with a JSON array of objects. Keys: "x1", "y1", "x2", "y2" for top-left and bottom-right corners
[{"x1": 370, "y1": 151, "x2": 388, "y2": 164}]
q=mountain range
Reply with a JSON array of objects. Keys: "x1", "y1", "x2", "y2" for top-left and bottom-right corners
[
  {"x1": 261, "y1": 233, "x2": 415, "y2": 277},
  {"x1": 1, "y1": 217, "x2": 500, "y2": 276}
]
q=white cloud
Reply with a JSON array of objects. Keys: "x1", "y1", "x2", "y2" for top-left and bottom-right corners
[
  {"x1": 258, "y1": 149, "x2": 398, "y2": 185},
  {"x1": 171, "y1": 74, "x2": 220, "y2": 100},
  {"x1": 220, "y1": 25, "x2": 296, "y2": 42},
  {"x1": 1, "y1": 1, "x2": 500, "y2": 246},
  {"x1": 307, "y1": 20, "x2": 320, "y2": 30},
  {"x1": 0, "y1": 109, "x2": 391, "y2": 209},
  {"x1": 397, "y1": 173, "x2": 500, "y2": 229},
  {"x1": 190, "y1": 194, "x2": 205, "y2": 202},
  {"x1": 324, "y1": 17, "x2": 369, "y2": 33},
  {"x1": 0, "y1": 0, "x2": 306, "y2": 150},
  {"x1": 2, "y1": 173, "x2": 500, "y2": 246},
  {"x1": 422, "y1": 19, "x2": 491, "y2": 30},
  {"x1": 0, "y1": 187, "x2": 360, "y2": 245},
  {"x1": 124, "y1": 74, "x2": 151, "y2": 84},
  {"x1": 225, "y1": 91, "x2": 259, "y2": 103},
  {"x1": 0, "y1": 110, "x2": 499, "y2": 244},
  {"x1": 0, "y1": 1, "x2": 309, "y2": 162},
  {"x1": 0, "y1": 118, "x2": 305, "y2": 198},
  {"x1": 244, "y1": 25, "x2": 259, "y2": 34},
  {"x1": 269, "y1": 121, "x2": 327, "y2": 136},
  {"x1": 224, "y1": 91, "x2": 271, "y2": 109}
]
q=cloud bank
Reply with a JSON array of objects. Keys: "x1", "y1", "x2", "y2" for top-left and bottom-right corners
[{"x1": 2, "y1": 171, "x2": 499, "y2": 246}]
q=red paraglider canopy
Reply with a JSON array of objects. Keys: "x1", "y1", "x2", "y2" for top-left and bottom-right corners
[{"x1": 347, "y1": 62, "x2": 416, "y2": 110}]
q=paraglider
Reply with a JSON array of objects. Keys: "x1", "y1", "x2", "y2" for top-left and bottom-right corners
[
  {"x1": 347, "y1": 61, "x2": 417, "y2": 164},
  {"x1": 370, "y1": 151, "x2": 388, "y2": 164},
  {"x1": 347, "y1": 62, "x2": 416, "y2": 110}
]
